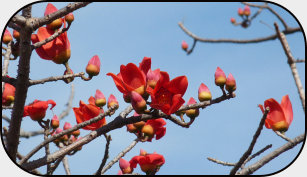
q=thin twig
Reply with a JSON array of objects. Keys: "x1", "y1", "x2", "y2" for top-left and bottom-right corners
[
  {"x1": 29, "y1": 72, "x2": 85, "y2": 86},
  {"x1": 274, "y1": 23, "x2": 305, "y2": 113},
  {"x1": 58, "y1": 83, "x2": 75, "y2": 120},
  {"x1": 2, "y1": 41, "x2": 12, "y2": 93},
  {"x1": 241, "y1": 144, "x2": 272, "y2": 168},
  {"x1": 274, "y1": 131, "x2": 292, "y2": 142},
  {"x1": 207, "y1": 157, "x2": 236, "y2": 167},
  {"x1": 62, "y1": 156, "x2": 71, "y2": 175},
  {"x1": 95, "y1": 134, "x2": 112, "y2": 175},
  {"x1": 229, "y1": 107, "x2": 269, "y2": 175},
  {"x1": 179, "y1": 21, "x2": 300, "y2": 44},
  {"x1": 294, "y1": 59, "x2": 305, "y2": 63},
  {"x1": 237, "y1": 133, "x2": 305, "y2": 175},
  {"x1": 100, "y1": 139, "x2": 139, "y2": 174}
]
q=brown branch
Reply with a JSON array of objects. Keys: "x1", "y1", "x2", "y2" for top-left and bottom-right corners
[
  {"x1": 6, "y1": 6, "x2": 33, "y2": 161},
  {"x1": 274, "y1": 23, "x2": 305, "y2": 113},
  {"x1": 2, "y1": 41, "x2": 12, "y2": 93},
  {"x1": 179, "y1": 21, "x2": 300, "y2": 44},
  {"x1": 28, "y1": 72, "x2": 85, "y2": 86},
  {"x1": 62, "y1": 156, "x2": 71, "y2": 175},
  {"x1": 2, "y1": 115, "x2": 11, "y2": 123},
  {"x1": 10, "y1": 15, "x2": 26, "y2": 27},
  {"x1": 58, "y1": 83, "x2": 75, "y2": 120},
  {"x1": 100, "y1": 139, "x2": 139, "y2": 174},
  {"x1": 207, "y1": 157, "x2": 236, "y2": 167},
  {"x1": 229, "y1": 107, "x2": 269, "y2": 175},
  {"x1": 241, "y1": 144, "x2": 272, "y2": 168},
  {"x1": 20, "y1": 129, "x2": 44, "y2": 138},
  {"x1": 95, "y1": 134, "x2": 112, "y2": 175},
  {"x1": 294, "y1": 59, "x2": 305, "y2": 63},
  {"x1": 237, "y1": 133, "x2": 305, "y2": 175},
  {"x1": 18, "y1": 104, "x2": 119, "y2": 165},
  {"x1": 32, "y1": 2, "x2": 92, "y2": 30}
]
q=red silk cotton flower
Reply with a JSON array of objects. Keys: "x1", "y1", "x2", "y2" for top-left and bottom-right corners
[
  {"x1": 107, "y1": 57, "x2": 151, "y2": 97},
  {"x1": 23, "y1": 99, "x2": 56, "y2": 121},
  {"x1": 2, "y1": 83, "x2": 15, "y2": 106},
  {"x1": 129, "y1": 151, "x2": 165, "y2": 175},
  {"x1": 258, "y1": 95, "x2": 293, "y2": 132},
  {"x1": 73, "y1": 96, "x2": 106, "y2": 130},
  {"x1": 31, "y1": 4, "x2": 70, "y2": 64},
  {"x1": 146, "y1": 71, "x2": 188, "y2": 115}
]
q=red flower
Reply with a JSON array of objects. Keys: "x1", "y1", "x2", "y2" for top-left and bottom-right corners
[
  {"x1": 258, "y1": 95, "x2": 293, "y2": 132},
  {"x1": 147, "y1": 71, "x2": 188, "y2": 115},
  {"x1": 31, "y1": 4, "x2": 70, "y2": 64},
  {"x1": 73, "y1": 96, "x2": 106, "y2": 130},
  {"x1": 107, "y1": 57, "x2": 151, "y2": 96},
  {"x1": 23, "y1": 99, "x2": 56, "y2": 121},
  {"x1": 2, "y1": 83, "x2": 15, "y2": 106},
  {"x1": 142, "y1": 118, "x2": 166, "y2": 142},
  {"x1": 86, "y1": 55, "x2": 101, "y2": 77},
  {"x1": 130, "y1": 152, "x2": 165, "y2": 174}
]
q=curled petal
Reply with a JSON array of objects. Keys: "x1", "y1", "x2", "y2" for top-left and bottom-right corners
[{"x1": 280, "y1": 95, "x2": 293, "y2": 126}]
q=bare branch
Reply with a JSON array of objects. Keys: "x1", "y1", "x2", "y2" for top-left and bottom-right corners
[
  {"x1": 274, "y1": 131, "x2": 292, "y2": 142},
  {"x1": 20, "y1": 129, "x2": 44, "y2": 138},
  {"x1": 100, "y1": 139, "x2": 139, "y2": 174},
  {"x1": 294, "y1": 59, "x2": 305, "y2": 63},
  {"x1": 229, "y1": 107, "x2": 269, "y2": 175},
  {"x1": 2, "y1": 41, "x2": 12, "y2": 93},
  {"x1": 62, "y1": 156, "x2": 71, "y2": 175},
  {"x1": 274, "y1": 23, "x2": 305, "y2": 113},
  {"x1": 10, "y1": 15, "x2": 26, "y2": 27},
  {"x1": 6, "y1": 12, "x2": 33, "y2": 161},
  {"x1": 58, "y1": 83, "x2": 75, "y2": 120},
  {"x1": 241, "y1": 144, "x2": 272, "y2": 168},
  {"x1": 95, "y1": 134, "x2": 112, "y2": 175},
  {"x1": 2, "y1": 115, "x2": 11, "y2": 123},
  {"x1": 207, "y1": 157, "x2": 236, "y2": 167},
  {"x1": 237, "y1": 134, "x2": 305, "y2": 175},
  {"x1": 29, "y1": 72, "x2": 85, "y2": 86},
  {"x1": 179, "y1": 21, "x2": 300, "y2": 44}
]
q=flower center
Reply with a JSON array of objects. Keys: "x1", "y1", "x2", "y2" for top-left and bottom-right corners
[{"x1": 156, "y1": 87, "x2": 173, "y2": 105}]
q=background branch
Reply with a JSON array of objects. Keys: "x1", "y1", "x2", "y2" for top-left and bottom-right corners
[
  {"x1": 58, "y1": 83, "x2": 75, "y2": 120},
  {"x1": 95, "y1": 134, "x2": 112, "y2": 175},
  {"x1": 29, "y1": 72, "x2": 85, "y2": 86}
]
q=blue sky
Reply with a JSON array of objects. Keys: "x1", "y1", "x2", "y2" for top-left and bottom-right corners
[{"x1": 1, "y1": 1, "x2": 305, "y2": 176}]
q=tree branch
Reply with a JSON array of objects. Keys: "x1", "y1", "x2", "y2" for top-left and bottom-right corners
[
  {"x1": 207, "y1": 157, "x2": 236, "y2": 167},
  {"x1": 28, "y1": 72, "x2": 85, "y2": 86},
  {"x1": 6, "y1": 6, "x2": 33, "y2": 161},
  {"x1": 100, "y1": 139, "x2": 139, "y2": 174},
  {"x1": 229, "y1": 107, "x2": 269, "y2": 175},
  {"x1": 32, "y1": 2, "x2": 92, "y2": 30},
  {"x1": 58, "y1": 83, "x2": 75, "y2": 120},
  {"x1": 62, "y1": 156, "x2": 71, "y2": 175},
  {"x1": 237, "y1": 133, "x2": 305, "y2": 175},
  {"x1": 2, "y1": 41, "x2": 12, "y2": 93},
  {"x1": 179, "y1": 21, "x2": 300, "y2": 44},
  {"x1": 95, "y1": 134, "x2": 112, "y2": 175},
  {"x1": 274, "y1": 23, "x2": 305, "y2": 113}
]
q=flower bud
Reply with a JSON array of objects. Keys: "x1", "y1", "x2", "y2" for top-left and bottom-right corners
[
  {"x1": 119, "y1": 158, "x2": 133, "y2": 174},
  {"x1": 51, "y1": 115, "x2": 59, "y2": 129},
  {"x1": 243, "y1": 5, "x2": 251, "y2": 16},
  {"x1": 230, "y1": 18, "x2": 236, "y2": 24},
  {"x1": 238, "y1": 8, "x2": 244, "y2": 16},
  {"x1": 198, "y1": 83, "x2": 212, "y2": 102},
  {"x1": 13, "y1": 30, "x2": 20, "y2": 40},
  {"x1": 126, "y1": 124, "x2": 138, "y2": 133},
  {"x1": 2, "y1": 29, "x2": 13, "y2": 44},
  {"x1": 141, "y1": 124, "x2": 154, "y2": 139},
  {"x1": 185, "y1": 97, "x2": 199, "y2": 119},
  {"x1": 140, "y1": 149, "x2": 147, "y2": 156},
  {"x1": 132, "y1": 112, "x2": 146, "y2": 129},
  {"x1": 107, "y1": 94, "x2": 119, "y2": 109},
  {"x1": 69, "y1": 135, "x2": 77, "y2": 144},
  {"x1": 181, "y1": 40, "x2": 188, "y2": 51},
  {"x1": 47, "y1": 18, "x2": 63, "y2": 30},
  {"x1": 63, "y1": 69, "x2": 74, "y2": 84},
  {"x1": 72, "y1": 128, "x2": 80, "y2": 137},
  {"x1": 95, "y1": 89, "x2": 106, "y2": 107},
  {"x1": 131, "y1": 91, "x2": 147, "y2": 114},
  {"x1": 86, "y1": 55, "x2": 101, "y2": 77},
  {"x1": 63, "y1": 122, "x2": 72, "y2": 130},
  {"x1": 214, "y1": 67, "x2": 226, "y2": 87},
  {"x1": 225, "y1": 73, "x2": 236, "y2": 93},
  {"x1": 123, "y1": 93, "x2": 131, "y2": 103},
  {"x1": 117, "y1": 170, "x2": 123, "y2": 175},
  {"x1": 65, "y1": 13, "x2": 74, "y2": 24},
  {"x1": 147, "y1": 69, "x2": 160, "y2": 89}
]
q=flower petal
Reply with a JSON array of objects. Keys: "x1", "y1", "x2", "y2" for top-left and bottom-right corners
[
  {"x1": 168, "y1": 94, "x2": 185, "y2": 115},
  {"x1": 120, "y1": 63, "x2": 145, "y2": 90},
  {"x1": 264, "y1": 98, "x2": 286, "y2": 125},
  {"x1": 107, "y1": 72, "x2": 128, "y2": 94},
  {"x1": 280, "y1": 95, "x2": 293, "y2": 126},
  {"x1": 139, "y1": 56, "x2": 151, "y2": 75},
  {"x1": 165, "y1": 75, "x2": 188, "y2": 95}
]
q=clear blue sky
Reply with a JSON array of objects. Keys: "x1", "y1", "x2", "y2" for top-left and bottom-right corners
[{"x1": 2, "y1": 2, "x2": 305, "y2": 175}]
